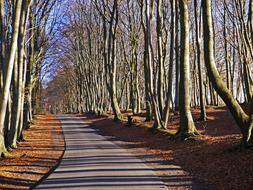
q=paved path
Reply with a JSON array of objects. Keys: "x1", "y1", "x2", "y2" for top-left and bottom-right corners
[{"x1": 35, "y1": 115, "x2": 168, "y2": 190}]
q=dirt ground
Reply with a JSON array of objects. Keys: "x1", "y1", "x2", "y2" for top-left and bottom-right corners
[
  {"x1": 83, "y1": 106, "x2": 253, "y2": 190},
  {"x1": 0, "y1": 115, "x2": 65, "y2": 190}
]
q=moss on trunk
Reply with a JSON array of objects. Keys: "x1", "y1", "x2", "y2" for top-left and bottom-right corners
[
  {"x1": 177, "y1": 0, "x2": 199, "y2": 139},
  {"x1": 202, "y1": 0, "x2": 253, "y2": 147}
]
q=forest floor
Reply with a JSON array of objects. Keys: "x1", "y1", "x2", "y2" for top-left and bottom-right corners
[
  {"x1": 82, "y1": 106, "x2": 253, "y2": 190},
  {"x1": 0, "y1": 115, "x2": 65, "y2": 190}
]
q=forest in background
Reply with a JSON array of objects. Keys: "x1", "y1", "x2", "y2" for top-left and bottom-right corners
[
  {"x1": 0, "y1": 0, "x2": 253, "y2": 158},
  {"x1": 46, "y1": 0, "x2": 253, "y2": 146},
  {"x1": 0, "y1": 0, "x2": 60, "y2": 157}
]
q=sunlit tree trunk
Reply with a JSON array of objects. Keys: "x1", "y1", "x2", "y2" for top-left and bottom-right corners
[
  {"x1": 164, "y1": 0, "x2": 175, "y2": 128},
  {"x1": 176, "y1": 0, "x2": 199, "y2": 139},
  {"x1": 110, "y1": 0, "x2": 122, "y2": 121},
  {"x1": 202, "y1": 0, "x2": 253, "y2": 147},
  {"x1": 7, "y1": 0, "x2": 30, "y2": 148},
  {"x1": 157, "y1": 0, "x2": 164, "y2": 118},
  {"x1": 223, "y1": 0, "x2": 231, "y2": 91},
  {"x1": 126, "y1": 0, "x2": 138, "y2": 114},
  {"x1": 144, "y1": 0, "x2": 163, "y2": 129},
  {"x1": 139, "y1": 0, "x2": 152, "y2": 121},
  {"x1": 0, "y1": 0, "x2": 23, "y2": 157},
  {"x1": 24, "y1": 11, "x2": 34, "y2": 129}
]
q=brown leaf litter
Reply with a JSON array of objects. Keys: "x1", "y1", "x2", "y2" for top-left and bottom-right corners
[{"x1": 0, "y1": 115, "x2": 65, "y2": 190}]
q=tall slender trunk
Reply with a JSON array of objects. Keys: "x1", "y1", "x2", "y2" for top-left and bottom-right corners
[
  {"x1": 144, "y1": 58, "x2": 152, "y2": 121},
  {"x1": 202, "y1": 0, "x2": 253, "y2": 147},
  {"x1": 145, "y1": 0, "x2": 163, "y2": 129},
  {"x1": 7, "y1": 52, "x2": 19, "y2": 149},
  {"x1": 194, "y1": 0, "x2": 206, "y2": 121},
  {"x1": 157, "y1": 0, "x2": 164, "y2": 118},
  {"x1": 0, "y1": 0, "x2": 23, "y2": 157},
  {"x1": 7, "y1": 0, "x2": 29, "y2": 148},
  {"x1": 164, "y1": 0, "x2": 175, "y2": 128},
  {"x1": 135, "y1": 50, "x2": 141, "y2": 113},
  {"x1": 17, "y1": 57, "x2": 27, "y2": 142},
  {"x1": 0, "y1": 0, "x2": 5, "y2": 90},
  {"x1": 139, "y1": 0, "x2": 152, "y2": 121},
  {"x1": 24, "y1": 10, "x2": 34, "y2": 129},
  {"x1": 108, "y1": 0, "x2": 122, "y2": 121},
  {"x1": 175, "y1": 0, "x2": 180, "y2": 111},
  {"x1": 176, "y1": 0, "x2": 199, "y2": 139},
  {"x1": 223, "y1": 0, "x2": 231, "y2": 91}
]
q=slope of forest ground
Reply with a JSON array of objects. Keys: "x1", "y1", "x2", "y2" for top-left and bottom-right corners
[
  {"x1": 0, "y1": 115, "x2": 65, "y2": 190},
  {"x1": 82, "y1": 106, "x2": 253, "y2": 190}
]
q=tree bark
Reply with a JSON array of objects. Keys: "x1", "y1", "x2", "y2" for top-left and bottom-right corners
[
  {"x1": 157, "y1": 0, "x2": 164, "y2": 118},
  {"x1": 0, "y1": 0, "x2": 5, "y2": 90},
  {"x1": 164, "y1": 0, "x2": 175, "y2": 128},
  {"x1": 176, "y1": 0, "x2": 199, "y2": 139},
  {"x1": 106, "y1": 0, "x2": 122, "y2": 121},
  {"x1": 202, "y1": 0, "x2": 253, "y2": 147},
  {"x1": 194, "y1": 0, "x2": 206, "y2": 121},
  {"x1": 174, "y1": 0, "x2": 180, "y2": 111},
  {"x1": 0, "y1": 0, "x2": 23, "y2": 157}
]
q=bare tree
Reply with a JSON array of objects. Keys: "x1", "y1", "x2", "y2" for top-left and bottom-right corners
[
  {"x1": 176, "y1": 0, "x2": 199, "y2": 139},
  {"x1": 202, "y1": 0, "x2": 253, "y2": 147}
]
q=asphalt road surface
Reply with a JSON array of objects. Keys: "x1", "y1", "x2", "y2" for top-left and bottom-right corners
[{"x1": 35, "y1": 115, "x2": 168, "y2": 190}]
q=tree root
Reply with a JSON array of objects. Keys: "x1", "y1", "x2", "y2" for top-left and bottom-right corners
[
  {"x1": 174, "y1": 131, "x2": 200, "y2": 141},
  {"x1": 0, "y1": 150, "x2": 10, "y2": 159}
]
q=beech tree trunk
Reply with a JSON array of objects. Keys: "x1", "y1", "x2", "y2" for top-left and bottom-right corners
[
  {"x1": 7, "y1": 0, "x2": 30, "y2": 148},
  {"x1": 176, "y1": 0, "x2": 199, "y2": 139},
  {"x1": 174, "y1": 0, "x2": 180, "y2": 111},
  {"x1": 202, "y1": 0, "x2": 253, "y2": 147},
  {"x1": 0, "y1": 0, "x2": 5, "y2": 90},
  {"x1": 157, "y1": 0, "x2": 164, "y2": 118},
  {"x1": 164, "y1": 0, "x2": 175, "y2": 128},
  {"x1": 0, "y1": 0, "x2": 23, "y2": 157},
  {"x1": 194, "y1": 0, "x2": 206, "y2": 121}
]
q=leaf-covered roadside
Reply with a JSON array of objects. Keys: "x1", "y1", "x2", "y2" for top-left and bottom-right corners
[
  {"x1": 0, "y1": 115, "x2": 64, "y2": 190},
  {"x1": 82, "y1": 106, "x2": 253, "y2": 190}
]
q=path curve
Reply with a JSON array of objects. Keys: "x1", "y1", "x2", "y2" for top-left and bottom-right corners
[{"x1": 35, "y1": 115, "x2": 168, "y2": 190}]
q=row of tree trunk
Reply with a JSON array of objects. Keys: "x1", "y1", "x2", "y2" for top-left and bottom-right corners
[
  {"x1": 47, "y1": 0, "x2": 253, "y2": 146},
  {"x1": 0, "y1": 0, "x2": 57, "y2": 158}
]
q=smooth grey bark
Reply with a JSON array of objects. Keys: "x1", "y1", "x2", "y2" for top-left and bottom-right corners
[
  {"x1": 234, "y1": 0, "x2": 253, "y2": 102},
  {"x1": 223, "y1": 0, "x2": 231, "y2": 91},
  {"x1": 126, "y1": 0, "x2": 138, "y2": 114},
  {"x1": 0, "y1": 0, "x2": 5, "y2": 90},
  {"x1": 7, "y1": 52, "x2": 19, "y2": 149},
  {"x1": 174, "y1": 0, "x2": 180, "y2": 111},
  {"x1": 144, "y1": 0, "x2": 163, "y2": 129},
  {"x1": 24, "y1": 11, "x2": 34, "y2": 129},
  {"x1": 98, "y1": 0, "x2": 122, "y2": 120},
  {"x1": 202, "y1": 0, "x2": 253, "y2": 147},
  {"x1": 164, "y1": 0, "x2": 175, "y2": 128},
  {"x1": 194, "y1": 0, "x2": 206, "y2": 121},
  {"x1": 157, "y1": 0, "x2": 165, "y2": 118},
  {"x1": 0, "y1": 0, "x2": 23, "y2": 157},
  {"x1": 139, "y1": 0, "x2": 152, "y2": 121},
  {"x1": 108, "y1": 0, "x2": 122, "y2": 121},
  {"x1": 17, "y1": 57, "x2": 27, "y2": 142},
  {"x1": 176, "y1": 0, "x2": 199, "y2": 139},
  {"x1": 7, "y1": 0, "x2": 30, "y2": 148}
]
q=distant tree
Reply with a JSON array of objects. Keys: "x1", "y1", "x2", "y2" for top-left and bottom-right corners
[{"x1": 0, "y1": 0, "x2": 59, "y2": 158}]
